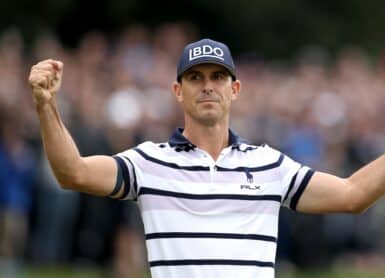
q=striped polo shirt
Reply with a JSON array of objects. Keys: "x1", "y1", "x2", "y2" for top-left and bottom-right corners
[{"x1": 113, "y1": 128, "x2": 314, "y2": 278}]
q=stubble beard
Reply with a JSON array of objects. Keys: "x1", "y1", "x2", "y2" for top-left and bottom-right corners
[{"x1": 188, "y1": 106, "x2": 229, "y2": 127}]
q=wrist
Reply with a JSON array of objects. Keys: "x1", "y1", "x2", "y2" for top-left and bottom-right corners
[{"x1": 34, "y1": 96, "x2": 57, "y2": 113}]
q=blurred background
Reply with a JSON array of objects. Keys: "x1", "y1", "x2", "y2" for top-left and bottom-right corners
[{"x1": 1, "y1": 0, "x2": 385, "y2": 277}]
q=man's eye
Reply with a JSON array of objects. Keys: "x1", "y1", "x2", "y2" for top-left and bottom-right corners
[
  {"x1": 189, "y1": 74, "x2": 201, "y2": 80},
  {"x1": 213, "y1": 73, "x2": 226, "y2": 80}
]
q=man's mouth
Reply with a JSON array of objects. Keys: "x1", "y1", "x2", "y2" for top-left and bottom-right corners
[
  {"x1": 198, "y1": 99, "x2": 216, "y2": 103},
  {"x1": 197, "y1": 97, "x2": 219, "y2": 103}
]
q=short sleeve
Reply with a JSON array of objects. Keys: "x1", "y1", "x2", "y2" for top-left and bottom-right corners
[
  {"x1": 280, "y1": 153, "x2": 314, "y2": 210},
  {"x1": 111, "y1": 149, "x2": 139, "y2": 201}
]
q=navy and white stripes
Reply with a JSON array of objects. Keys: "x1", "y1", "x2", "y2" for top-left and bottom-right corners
[
  {"x1": 111, "y1": 155, "x2": 137, "y2": 200},
  {"x1": 112, "y1": 134, "x2": 314, "y2": 278}
]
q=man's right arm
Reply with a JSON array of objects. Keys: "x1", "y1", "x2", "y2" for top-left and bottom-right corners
[{"x1": 29, "y1": 59, "x2": 123, "y2": 197}]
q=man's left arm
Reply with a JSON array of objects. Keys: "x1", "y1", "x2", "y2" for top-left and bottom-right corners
[{"x1": 296, "y1": 154, "x2": 385, "y2": 214}]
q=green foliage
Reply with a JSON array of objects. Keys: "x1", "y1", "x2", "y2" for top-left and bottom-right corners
[
  {"x1": 2, "y1": 0, "x2": 385, "y2": 58},
  {"x1": 16, "y1": 266, "x2": 385, "y2": 278},
  {"x1": 280, "y1": 269, "x2": 385, "y2": 278}
]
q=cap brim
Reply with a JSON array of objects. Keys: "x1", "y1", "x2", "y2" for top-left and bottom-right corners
[{"x1": 177, "y1": 58, "x2": 236, "y2": 80}]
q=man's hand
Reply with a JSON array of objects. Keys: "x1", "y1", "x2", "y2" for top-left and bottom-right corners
[{"x1": 28, "y1": 59, "x2": 63, "y2": 106}]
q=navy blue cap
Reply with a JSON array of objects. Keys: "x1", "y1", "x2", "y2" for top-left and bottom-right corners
[{"x1": 177, "y1": 38, "x2": 236, "y2": 81}]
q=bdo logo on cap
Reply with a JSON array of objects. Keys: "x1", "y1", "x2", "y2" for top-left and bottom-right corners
[
  {"x1": 176, "y1": 38, "x2": 236, "y2": 81},
  {"x1": 188, "y1": 45, "x2": 225, "y2": 61}
]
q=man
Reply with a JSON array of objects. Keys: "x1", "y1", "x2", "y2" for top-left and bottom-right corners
[{"x1": 29, "y1": 38, "x2": 385, "y2": 278}]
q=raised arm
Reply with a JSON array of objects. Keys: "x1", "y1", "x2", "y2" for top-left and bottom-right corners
[
  {"x1": 28, "y1": 59, "x2": 122, "y2": 198},
  {"x1": 296, "y1": 154, "x2": 385, "y2": 214}
]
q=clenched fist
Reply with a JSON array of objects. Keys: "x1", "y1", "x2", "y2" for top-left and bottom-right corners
[{"x1": 28, "y1": 59, "x2": 63, "y2": 106}]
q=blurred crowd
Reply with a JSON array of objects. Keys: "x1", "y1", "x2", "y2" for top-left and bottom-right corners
[{"x1": 1, "y1": 23, "x2": 385, "y2": 276}]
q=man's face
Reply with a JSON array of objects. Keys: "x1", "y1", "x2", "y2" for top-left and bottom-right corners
[{"x1": 173, "y1": 64, "x2": 241, "y2": 126}]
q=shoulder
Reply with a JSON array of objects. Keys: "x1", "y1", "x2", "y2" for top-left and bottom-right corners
[
  {"x1": 238, "y1": 143, "x2": 301, "y2": 174},
  {"x1": 116, "y1": 140, "x2": 177, "y2": 159},
  {"x1": 234, "y1": 142, "x2": 282, "y2": 160}
]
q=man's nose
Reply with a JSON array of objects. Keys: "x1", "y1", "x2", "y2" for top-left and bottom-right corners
[
  {"x1": 202, "y1": 79, "x2": 214, "y2": 94},
  {"x1": 202, "y1": 88, "x2": 214, "y2": 94}
]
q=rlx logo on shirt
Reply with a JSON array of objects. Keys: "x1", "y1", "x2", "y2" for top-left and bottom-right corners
[{"x1": 240, "y1": 184, "x2": 261, "y2": 190}]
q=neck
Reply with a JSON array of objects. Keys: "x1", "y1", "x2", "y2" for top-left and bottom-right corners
[{"x1": 183, "y1": 119, "x2": 230, "y2": 161}]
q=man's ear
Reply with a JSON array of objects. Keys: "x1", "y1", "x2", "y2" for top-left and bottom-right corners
[
  {"x1": 231, "y1": 80, "x2": 241, "y2": 100},
  {"x1": 172, "y1": 81, "x2": 183, "y2": 102}
]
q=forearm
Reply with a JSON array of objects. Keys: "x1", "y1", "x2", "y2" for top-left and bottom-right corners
[
  {"x1": 347, "y1": 153, "x2": 385, "y2": 212},
  {"x1": 36, "y1": 98, "x2": 84, "y2": 187},
  {"x1": 29, "y1": 60, "x2": 118, "y2": 196}
]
